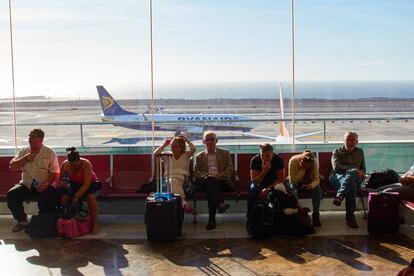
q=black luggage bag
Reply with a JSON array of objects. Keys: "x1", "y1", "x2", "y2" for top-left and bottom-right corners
[
  {"x1": 246, "y1": 200, "x2": 275, "y2": 239},
  {"x1": 25, "y1": 214, "x2": 58, "y2": 238},
  {"x1": 145, "y1": 152, "x2": 183, "y2": 242}
]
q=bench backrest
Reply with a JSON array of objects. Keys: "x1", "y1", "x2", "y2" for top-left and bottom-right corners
[
  {"x1": 112, "y1": 154, "x2": 152, "y2": 193},
  {"x1": 0, "y1": 156, "x2": 20, "y2": 196}
]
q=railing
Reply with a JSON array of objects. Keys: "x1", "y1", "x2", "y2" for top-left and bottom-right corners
[{"x1": 0, "y1": 116, "x2": 413, "y2": 149}]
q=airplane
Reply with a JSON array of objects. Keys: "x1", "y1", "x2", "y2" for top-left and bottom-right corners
[{"x1": 96, "y1": 85, "x2": 320, "y2": 143}]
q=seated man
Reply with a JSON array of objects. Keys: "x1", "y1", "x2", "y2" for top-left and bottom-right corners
[
  {"x1": 329, "y1": 131, "x2": 366, "y2": 229},
  {"x1": 288, "y1": 150, "x2": 322, "y2": 227},
  {"x1": 380, "y1": 164, "x2": 414, "y2": 200},
  {"x1": 7, "y1": 129, "x2": 59, "y2": 232},
  {"x1": 248, "y1": 143, "x2": 285, "y2": 221},
  {"x1": 195, "y1": 131, "x2": 233, "y2": 230}
]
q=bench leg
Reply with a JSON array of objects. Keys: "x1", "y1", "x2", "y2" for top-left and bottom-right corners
[
  {"x1": 359, "y1": 195, "x2": 367, "y2": 219},
  {"x1": 192, "y1": 196, "x2": 198, "y2": 224}
]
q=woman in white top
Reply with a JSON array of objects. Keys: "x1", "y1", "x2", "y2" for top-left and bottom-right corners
[{"x1": 154, "y1": 135, "x2": 196, "y2": 214}]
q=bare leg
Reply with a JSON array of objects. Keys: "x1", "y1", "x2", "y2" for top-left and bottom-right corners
[{"x1": 86, "y1": 194, "x2": 99, "y2": 234}]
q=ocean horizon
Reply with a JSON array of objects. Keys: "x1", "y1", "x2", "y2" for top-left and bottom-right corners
[
  {"x1": 96, "y1": 81, "x2": 414, "y2": 100},
  {"x1": 3, "y1": 81, "x2": 414, "y2": 101}
]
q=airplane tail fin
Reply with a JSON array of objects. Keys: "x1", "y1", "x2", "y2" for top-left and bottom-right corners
[
  {"x1": 278, "y1": 83, "x2": 290, "y2": 138},
  {"x1": 96, "y1": 85, "x2": 135, "y2": 116}
]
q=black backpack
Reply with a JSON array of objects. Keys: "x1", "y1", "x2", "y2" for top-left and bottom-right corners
[
  {"x1": 366, "y1": 169, "x2": 400, "y2": 189},
  {"x1": 246, "y1": 200, "x2": 275, "y2": 239},
  {"x1": 25, "y1": 214, "x2": 58, "y2": 238},
  {"x1": 60, "y1": 201, "x2": 89, "y2": 221}
]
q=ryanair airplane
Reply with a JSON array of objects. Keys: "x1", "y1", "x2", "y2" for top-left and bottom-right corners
[
  {"x1": 97, "y1": 85, "x2": 317, "y2": 143},
  {"x1": 97, "y1": 85, "x2": 255, "y2": 133}
]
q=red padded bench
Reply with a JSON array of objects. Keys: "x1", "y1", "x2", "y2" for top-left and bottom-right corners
[
  {"x1": 0, "y1": 156, "x2": 21, "y2": 199},
  {"x1": 108, "y1": 154, "x2": 152, "y2": 198}
]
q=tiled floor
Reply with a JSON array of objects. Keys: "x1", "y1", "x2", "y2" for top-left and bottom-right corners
[{"x1": 1, "y1": 211, "x2": 414, "y2": 275}]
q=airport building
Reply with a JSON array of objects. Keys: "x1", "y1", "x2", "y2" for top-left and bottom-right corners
[{"x1": 0, "y1": 1, "x2": 413, "y2": 275}]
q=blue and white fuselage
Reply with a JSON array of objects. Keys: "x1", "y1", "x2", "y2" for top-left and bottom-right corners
[{"x1": 97, "y1": 86, "x2": 254, "y2": 133}]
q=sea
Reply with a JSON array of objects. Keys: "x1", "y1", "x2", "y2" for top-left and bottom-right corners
[{"x1": 98, "y1": 81, "x2": 414, "y2": 100}]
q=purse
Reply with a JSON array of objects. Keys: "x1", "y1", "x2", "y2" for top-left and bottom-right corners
[{"x1": 183, "y1": 176, "x2": 197, "y2": 194}]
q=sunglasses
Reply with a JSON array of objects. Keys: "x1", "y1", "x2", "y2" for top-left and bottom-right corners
[{"x1": 204, "y1": 138, "x2": 216, "y2": 142}]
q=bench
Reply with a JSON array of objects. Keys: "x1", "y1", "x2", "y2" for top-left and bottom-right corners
[
  {"x1": 0, "y1": 156, "x2": 20, "y2": 199},
  {"x1": 318, "y1": 152, "x2": 367, "y2": 218},
  {"x1": 0, "y1": 151, "x2": 369, "y2": 219}
]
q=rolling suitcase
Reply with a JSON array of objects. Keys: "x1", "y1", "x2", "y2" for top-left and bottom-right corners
[
  {"x1": 367, "y1": 192, "x2": 400, "y2": 234},
  {"x1": 145, "y1": 152, "x2": 183, "y2": 242}
]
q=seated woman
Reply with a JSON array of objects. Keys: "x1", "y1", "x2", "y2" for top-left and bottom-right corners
[
  {"x1": 58, "y1": 147, "x2": 101, "y2": 234},
  {"x1": 154, "y1": 135, "x2": 196, "y2": 214},
  {"x1": 380, "y1": 165, "x2": 414, "y2": 200}
]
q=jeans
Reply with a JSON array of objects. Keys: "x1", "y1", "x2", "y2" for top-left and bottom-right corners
[
  {"x1": 7, "y1": 183, "x2": 57, "y2": 222},
  {"x1": 199, "y1": 176, "x2": 232, "y2": 220},
  {"x1": 329, "y1": 169, "x2": 363, "y2": 219},
  {"x1": 247, "y1": 182, "x2": 262, "y2": 219},
  {"x1": 288, "y1": 181, "x2": 321, "y2": 214}
]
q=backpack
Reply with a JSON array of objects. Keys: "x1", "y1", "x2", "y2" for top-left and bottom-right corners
[
  {"x1": 270, "y1": 190, "x2": 315, "y2": 236},
  {"x1": 246, "y1": 200, "x2": 275, "y2": 239},
  {"x1": 25, "y1": 214, "x2": 58, "y2": 238},
  {"x1": 60, "y1": 201, "x2": 89, "y2": 221},
  {"x1": 366, "y1": 169, "x2": 400, "y2": 189}
]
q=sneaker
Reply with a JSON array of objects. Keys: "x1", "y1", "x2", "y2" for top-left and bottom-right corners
[
  {"x1": 217, "y1": 203, "x2": 230, "y2": 214},
  {"x1": 206, "y1": 219, "x2": 216, "y2": 230},
  {"x1": 346, "y1": 218, "x2": 359, "y2": 229},
  {"x1": 12, "y1": 222, "x2": 27, "y2": 233},
  {"x1": 333, "y1": 196, "x2": 343, "y2": 206},
  {"x1": 183, "y1": 204, "x2": 193, "y2": 214}
]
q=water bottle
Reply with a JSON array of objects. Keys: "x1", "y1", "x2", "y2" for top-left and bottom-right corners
[
  {"x1": 161, "y1": 177, "x2": 167, "y2": 193},
  {"x1": 31, "y1": 178, "x2": 39, "y2": 189}
]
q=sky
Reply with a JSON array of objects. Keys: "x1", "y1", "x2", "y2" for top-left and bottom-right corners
[{"x1": 0, "y1": 0, "x2": 413, "y2": 99}]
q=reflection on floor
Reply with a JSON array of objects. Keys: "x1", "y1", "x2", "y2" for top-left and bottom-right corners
[{"x1": 1, "y1": 211, "x2": 413, "y2": 275}]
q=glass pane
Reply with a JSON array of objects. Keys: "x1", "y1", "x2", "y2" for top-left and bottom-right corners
[{"x1": 295, "y1": 1, "x2": 414, "y2": 143}]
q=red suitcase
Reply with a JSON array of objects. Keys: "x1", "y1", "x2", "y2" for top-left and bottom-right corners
[{"x1": 367, "y1": 192, "x2": 400, "y2": 234}]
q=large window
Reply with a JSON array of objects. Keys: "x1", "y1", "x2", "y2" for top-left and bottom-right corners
[
  {"x1": 295, "y1": 1, "x2": 414, "y2": 142},
  {"x1": 0, "y1": 1, "x2": 413, "y2": 149}
]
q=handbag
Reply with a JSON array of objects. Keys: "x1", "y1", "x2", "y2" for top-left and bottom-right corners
[
  {"x1": 60, "y1": 201, "x2": 89, "y2": 221},
  {"x1": 183, "y1": 176, "x2": 197, "y2": 194}
]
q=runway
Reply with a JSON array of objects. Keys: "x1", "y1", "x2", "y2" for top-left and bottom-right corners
[{"x1": 0, "y1": 98, "x2": 413, "y2": 148}]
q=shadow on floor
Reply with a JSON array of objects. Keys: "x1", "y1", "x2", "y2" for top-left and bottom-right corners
[
  {"x1": 4, "y1": 235, "x2": 413, "y2": 275},
  {"x1": 11, "y1": 239, "x2": 129, "y2": 276}
]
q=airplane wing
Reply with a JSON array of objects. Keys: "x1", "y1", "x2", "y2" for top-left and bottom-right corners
[{"x1": 239, "y1": 130, "x2": 323, "y2": 142}]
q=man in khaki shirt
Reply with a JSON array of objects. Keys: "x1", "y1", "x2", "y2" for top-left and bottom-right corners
[
  {"x1": 288, "y1": 150, "x2": 321, "y2": 227},
  {"x1": 7, "y1": 129, "x2": 59, "y2": 232}
]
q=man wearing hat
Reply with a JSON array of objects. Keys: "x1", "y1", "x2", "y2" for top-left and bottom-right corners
[{"x1": 288, "y1": 150, "x2": 322, "y2": 227}]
